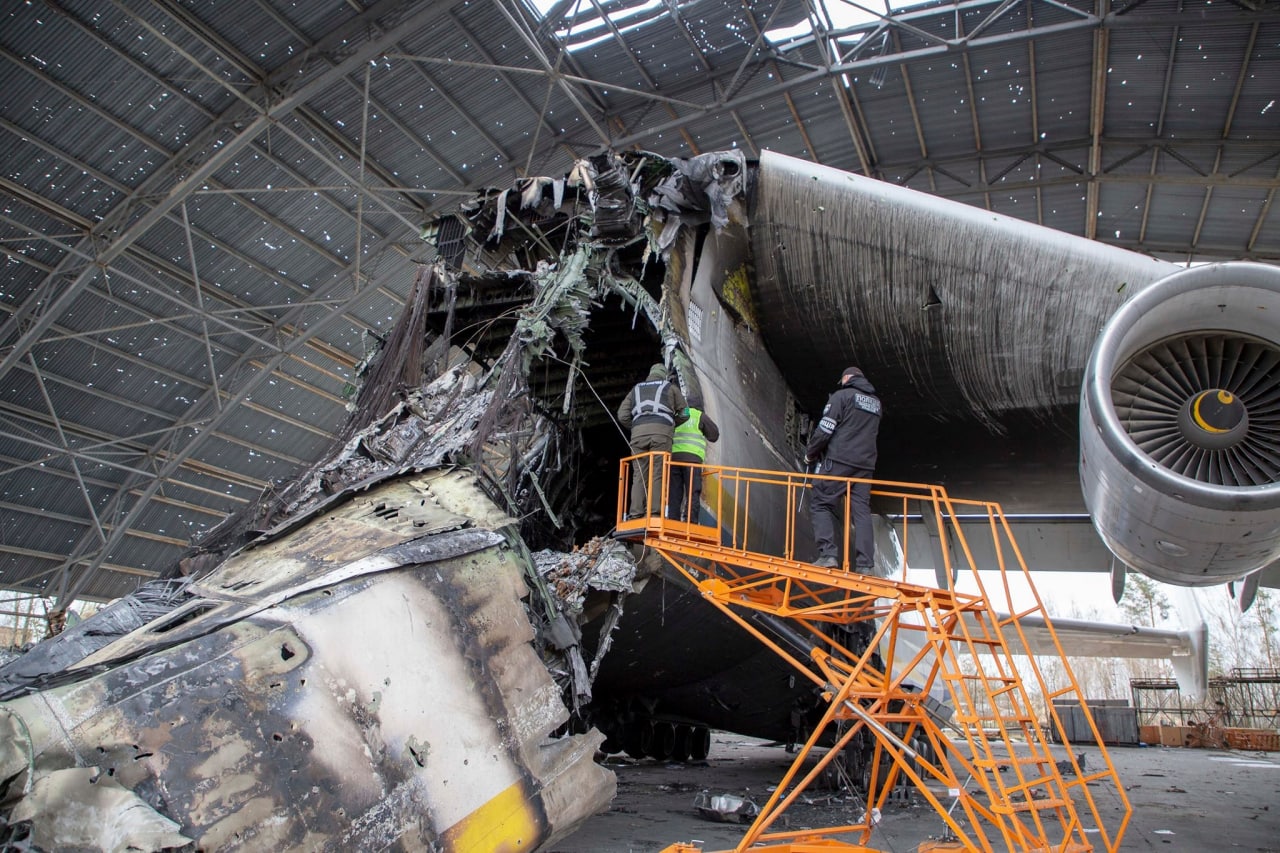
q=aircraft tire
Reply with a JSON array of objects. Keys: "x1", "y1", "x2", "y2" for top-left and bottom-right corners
[
  {"x1": 689, "y1": 725, "x2": 711, "y2": 761},
  {"x1": 672, "y1": 725, "x2": 692, "y2": 762},
  {"x1": 648, "y1": 721, "x2": 676, "y2": 760},
  {"x1": 624, "y1": 721, "x2": 653, "y2": 759}
]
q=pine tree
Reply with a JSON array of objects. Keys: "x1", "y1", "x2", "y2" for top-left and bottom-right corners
[{"x1": 1119, "y1": 575, "x2": 1170, "y2": 627}]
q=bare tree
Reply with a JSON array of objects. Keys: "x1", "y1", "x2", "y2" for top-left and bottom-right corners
[{"x1": 1249, "y1": 589, "x2": 1278, "y2": 671}]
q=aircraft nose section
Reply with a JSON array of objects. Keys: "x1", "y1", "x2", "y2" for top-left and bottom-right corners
[{"x1": 1179, "y1": 388, "x2": 1248, "y2": 449}]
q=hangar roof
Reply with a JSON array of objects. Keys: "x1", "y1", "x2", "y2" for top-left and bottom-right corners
[{"x1": 1, "y1": 0, "x2": 1277, "y2": 604}]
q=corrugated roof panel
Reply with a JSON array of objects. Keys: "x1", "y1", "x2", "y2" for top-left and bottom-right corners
[
  {"x1": 0, "y1": 207, "x2": 69, "y2": 284},
  {"x1": 194, "y1": 248, "x2": 351, "y2": 332},
  {"x1": 186, "y1": 430, "x2": 296, "y2": 487},
  {"x1": 929, "y1": 158, "x2": 984, "y2": 199},
  {"x1": 852, "y1": 71, "x2": 920, "y2": 166},
  {"x1": 784, "y1": 91, "x2": 861, "y2": 170},
  {"x1": 392, "y1": 12, "x2": 565, "y2": 177},
  {"x1": 1161, "y1": 27, "x2": 1252, "y2": 138},
  {"x1": 71, "y1": 570, "x2": 153, "y2": 603},
  {"x1": 4, "y1": 512, "x2": 95, "y2": 562},
  {"x1": 1096, "y1": 181, "x2": 1153, "y2": 245},
  {"x1": 1252, "y1": 199, "x2": 1280, "y2": 257},
  {"x1": 215, "y1": 421, "x2": 330, "y2": 473},
  {"x1": 3, "y1": 373, "x2": 176, "y2": 456},
  {"x1": 1142, "y1": 182, "x2": 1212, "y2": 247},
  {"x1": 207, "y1": 143, "x2": 369, "y2": 262},
  {"x1": 262, "y1": 0, "x2": 360, "y2": 55},
  {"x1": 987, "y1": 185, "x2": 1045, "y2": 225},
  {"x1": 78, "y1": 1, "x2": 238, "y2": 110},
  {"x1": 177, "y1": 201, "x2": 349, "y2": 305},
  {"x1": 24, "y1": 18, "x2": 202, "y2": 163},
  {"x1": 1104, "y1": 28, "x2": 1179, "y2": 136},
  {"x1": 1233, "y1": 24, "x2": 1280, "y2": 137},
  {"x1": 146, "y1": 476, "x2": 249, "y2": 519},
  {"x1": 906, "y1": 57, "x2": 979, "y2": 163},
  {"x1": 0, "y1": 267, "x2": 40, "y2": 318},
  {"x1": 1217, "y1": 143, "x2": 1279, "y2": 180},
  {"x1": 0, "y1": 553, "x2": 58, "y2": 596},
  {"x1": 53, "y1": 295, "x2": 214, "y2": 386},
  {"x1": 1196, "y1": 187, "x2": 1268, "y2": 250},
  {"x1": 1, "y1": 143, "x2": 109, "y2": 227},
  {"x1": 0, "y1": 58, "x2": 166, "y2": 202},
  {"x1": 99, "y1": 536, "x2": 177, "y2": 577},
  {"x1": 966, "y1": 48, "x2": 1037, "y2": 153},
  {"x1": 275, "y1": 351, "x2": 351, "y2": 402},
  {"x1": 15, "y1": 338, "x2": 202, "y2": 420},
  {"x1": 1, "y1": 369, "x2": 71, "y2": 427},
  {"x1": 55, "y1": 273, "x2": 226, "y2": 385},
  {"x1": 1039, "y1": 182, "x2": 1089, "y2": 228},
  {"x1": 122, "y1": 500, "x2": 210, "y2": 550},
  {"x1": 167, "y1": 0, "x2": 303, "y2": 74}
]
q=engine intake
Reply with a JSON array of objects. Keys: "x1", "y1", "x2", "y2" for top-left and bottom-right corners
[{"x1": 1080, "y1": 262, "x2": 1280, "y2": 586}]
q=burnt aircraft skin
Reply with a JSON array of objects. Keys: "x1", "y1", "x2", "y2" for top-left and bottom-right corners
[{"x1": 1, "y1": 470, "x2": 616, "y2": 851}]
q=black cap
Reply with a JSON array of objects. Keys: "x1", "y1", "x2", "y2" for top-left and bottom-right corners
[{"x1": 841, "y1": 366, "x2": 863, "y2": 384}]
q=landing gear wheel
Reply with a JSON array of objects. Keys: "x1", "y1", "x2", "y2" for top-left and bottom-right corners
[
  {"x1": 689, "y1": 725, "x2": 711, "y2": 761},
  {"x1": 672, "y1": 725, "x2": 692, "y2": 762},
  {"x1": 624, "y1": 721, "x2": 653, "y2": 759},
  {"x1": 648, "y1": 721, "x2": 676, "y2": 760}
]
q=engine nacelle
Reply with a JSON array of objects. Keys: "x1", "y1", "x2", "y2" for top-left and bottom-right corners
[{"x1": 1080, "y1": 262, "x2": 1280, "y2": 586}]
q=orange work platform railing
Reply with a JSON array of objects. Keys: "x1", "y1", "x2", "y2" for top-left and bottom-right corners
[{"x1": 615, "y1": 453, "x2": 1131, "y2": 853}]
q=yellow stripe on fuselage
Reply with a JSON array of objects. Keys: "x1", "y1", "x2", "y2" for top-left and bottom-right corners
[{"x1": 440, "y1": 781, "x2": 542, "y2": 852}]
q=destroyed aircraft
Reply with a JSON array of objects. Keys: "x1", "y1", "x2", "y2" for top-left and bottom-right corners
[{"x1": 2, "y1": 146, "x2": 1276, "y2": 849}]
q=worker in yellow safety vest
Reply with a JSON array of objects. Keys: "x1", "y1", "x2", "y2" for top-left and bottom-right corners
[{"x1": 666, "y1": 394, "x2": 720, "y2": 522}]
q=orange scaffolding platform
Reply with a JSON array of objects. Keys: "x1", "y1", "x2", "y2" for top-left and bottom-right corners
[{"x1": 616, "y1": 453, "x2": 1131, "y2": 853}]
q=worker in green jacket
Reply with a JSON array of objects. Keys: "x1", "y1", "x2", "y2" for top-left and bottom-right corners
[{"x1": 666, "y1": 394, "x2": 720, "y2": 522}]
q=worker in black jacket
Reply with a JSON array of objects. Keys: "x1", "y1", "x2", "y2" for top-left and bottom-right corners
[
  {"x1": 804, "y1": 366, "x2": 881, "y2": 570},
  {"x1": 618, "y1": 363, "x2": 688, "y2": 516}
]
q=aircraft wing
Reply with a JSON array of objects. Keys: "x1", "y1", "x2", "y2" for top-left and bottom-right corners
[
  {"x1": 1005, "y1": 613, "x2": 1208, "y2": 701},
  {"x1": 885, "y1": 611, "x2": 1207, "y2": 706}
]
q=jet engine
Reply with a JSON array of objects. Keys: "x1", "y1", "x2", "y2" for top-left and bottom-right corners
[{"x1": 1080, "y1": 262, "x2": 1280, "y2": 586}]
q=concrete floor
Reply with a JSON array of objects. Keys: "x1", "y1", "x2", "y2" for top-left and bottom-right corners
[{"x1": 550, "y1": 734, "x2": 1280, "y2": 853}]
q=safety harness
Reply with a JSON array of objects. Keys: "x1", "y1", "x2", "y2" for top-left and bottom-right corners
[{"x1": 631, "y1": 380, "x2": 675, "y2": 425}]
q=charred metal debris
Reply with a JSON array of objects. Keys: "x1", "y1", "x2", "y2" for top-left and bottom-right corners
[{"x1": 0, "y1": 150, "x2": 747, "y2": 850}]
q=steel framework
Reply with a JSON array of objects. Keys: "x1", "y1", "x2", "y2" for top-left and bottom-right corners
[{"x1": 618, "y1": 454, "x2": 1131, "y2": 852}]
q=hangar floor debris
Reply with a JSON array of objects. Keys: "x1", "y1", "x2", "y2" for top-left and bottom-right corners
[{"x1": 551, "y1": 734, "x2": 1280, "y2": 852}]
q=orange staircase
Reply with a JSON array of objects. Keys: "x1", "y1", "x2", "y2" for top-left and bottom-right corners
[{"x1": 617, "y1": 453, "x2": 1131, "y2": 853}]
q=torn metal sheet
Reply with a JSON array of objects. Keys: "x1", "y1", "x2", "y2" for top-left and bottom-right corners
[
  {"x1": 0, "y1": 471, "x2": 616, "y2": 851},
  {"x1": 692, "y1": 791, "x2": 760, "y2": 824},
  {"x1": 9, "y1": 767, "x2": 192, "y2": 852}
]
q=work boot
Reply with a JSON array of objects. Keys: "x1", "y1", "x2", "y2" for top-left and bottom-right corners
[{"x1": 813, "y1": 555, "x2": 838, "y2": 568}]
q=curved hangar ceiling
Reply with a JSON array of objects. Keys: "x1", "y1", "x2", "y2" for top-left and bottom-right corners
[{"x1": 0, "y1": 0, "x2": 1277, "y2": 603}]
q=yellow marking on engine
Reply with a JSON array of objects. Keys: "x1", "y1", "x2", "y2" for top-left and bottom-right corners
[{"x1": 1192, "y1": 390, "x2": 1232, "y2": 433}]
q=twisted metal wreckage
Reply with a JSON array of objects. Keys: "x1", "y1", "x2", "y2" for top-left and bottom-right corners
[{"x1": 0, "y1": 150, "x2": 748, "y2": 851}]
